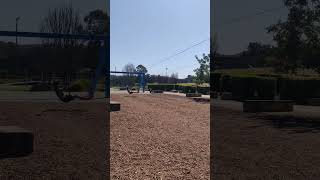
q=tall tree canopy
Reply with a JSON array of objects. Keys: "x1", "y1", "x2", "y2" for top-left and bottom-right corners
[
  {"x1": 136, "y1": 64, "x2": 148, "y2": 74},
  {"x1": 194, "y1": 53, "x2": 210, "y2": 84},
  {"x1": 84, "y1": 9, "x2": 110, "y2": 35},
  {"x1": 123, "y1": 63, "x2": 136, "y2": 73},
  {"x1": 40, "y1": 2, "x2": 84, "y2": 48},
  {"x1": 267, "y1": 0, "x2": 320, "y2": 72}
]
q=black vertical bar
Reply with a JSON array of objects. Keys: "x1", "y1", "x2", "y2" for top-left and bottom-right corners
[{"x1": 105, "y1": 39, "x2": 110, "y2": 98}]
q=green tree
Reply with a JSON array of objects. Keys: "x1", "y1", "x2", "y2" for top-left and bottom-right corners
[
  {"x1": 136, "y1": 64, "x2": 148, "y2": 74},
  {"x1": 245, "y1": 42, "x2": 271, "y2": 56},
  {"x1": 194, "y1": 53, "x2": 210, "y2": 85},
  {"x1": 84, "y1": 9, "x2": 109, "y2": 51},
  {"x1": 267, "y1": 0, "x2": 320, "y2": 73},
  {"x1": 84, "y1": 9, "x2": 110, "y2": 35},
  {"x1": 82, "y1": 9, "x2": 110, "y2": 70}
]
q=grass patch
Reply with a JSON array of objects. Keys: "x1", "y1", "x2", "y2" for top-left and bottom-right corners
[{"x1": 0, "y1": 85, "x2": 30, "y2": 91}]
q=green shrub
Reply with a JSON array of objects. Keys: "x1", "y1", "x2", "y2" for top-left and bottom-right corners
[
  {"x1": 229, "y1": 76, "x2": 276, "y2": 101},
  {"x1": 68, "y1": 79, "x2": 90, "y2": 92},
  {"x1": 211, "y1": 72, "x2": 221, "y2": 91},
  {"x1": 147, "y1": 84, "x2": 176, "y2": 91},
  {"x1": 221, "y1": 75, "x2": 232, "y2": 92},
  {"x1": 255, "y1": 77, "x2": 276, "y2": 100},
  {"x1": 198, "y1": 86, "x2": 210, "y2": 95},
  {"x1": 178, "y1": 85, "x2": 196, "y2": 93},
  {"x1": 231, "y1": 76, "x2": 256, "y2": 101},
  {"x1": 147, "y1": 83, "x2": 210, "y2": 95},
  {"x1": 279, "y1": 78, "x2": 320, "y2": 104},
  {"x1": 215, "y1": 69, "x2": 320, "y2": 103}
]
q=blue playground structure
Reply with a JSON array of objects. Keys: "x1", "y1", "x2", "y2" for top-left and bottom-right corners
[
  {"x1": 110, "y1": 71, "x2": 146, "y2": 93},
  {"x1": 0, "y1": 30, "x2": 109, "y2": 102},
  {"x1": 0, "y1": 31, "x2": 146, "y2": 102}
]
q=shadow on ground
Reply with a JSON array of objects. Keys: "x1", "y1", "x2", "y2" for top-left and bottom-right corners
[{"x1": 248, "y1": 114, "x2": 320, "y2": 134}]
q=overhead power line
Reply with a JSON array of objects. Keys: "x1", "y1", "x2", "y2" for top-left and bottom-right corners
[
  {"x1": 217, "y1": 5, "x2": 286, "y2": 27},
  {"x1": 147, "y1": 5, "x2": 286, "y2": 70},
  {"x1": 148, "y1": 38, "x2": 209, "y2": 69}
]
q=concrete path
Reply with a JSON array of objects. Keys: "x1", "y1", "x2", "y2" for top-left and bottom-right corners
[
  {"x1": 212, "y1": 99, "x2": 320, "y2": 118},
  {"x1": 0, "y1": 91, "x2": 106, "y2": 102}
]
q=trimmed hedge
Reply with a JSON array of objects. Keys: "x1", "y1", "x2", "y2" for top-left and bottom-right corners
[
  {"x1": 255, "y1": 77, "x2": 276, "y2": 100},
  {"x1": 178, "y1": 85, "x2": 196, "y2": 93},
  {"x1": 231, "y1": 76, "x2": 256, "y2": 101},
  {"x1": 147, "y1": 84, "x2": 177, "y2": 91},
  {"x1": 198, "y1": 87, "x2": 210, "y2": 95},
  {"x1": 213, "y1": 71, "x2": 320, "y2": 103},
  {"x1": 221, "y1": 75, "x2": 232, "y2": 92},
  {"x1": 231, "y1": 76, "x2": 276, "y2": 101},
  {"x1": 147, "y1": 84, "x2": 210, "y2": 95},
  {"x1": 211, "y1": 72, "x2": 221, "y2": 91},
  {"x1": 279, "y1": 78, "x2": 320, "y2": 104}
]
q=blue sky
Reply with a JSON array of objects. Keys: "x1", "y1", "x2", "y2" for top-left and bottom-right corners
[
  {"x1": 0, "y1": 0, "x2": 108, "y2": 44},
  {"x1": 213, "y1": 0, "x2": 288, "y2": 55},
  {"x1": 0, "y1": 0, "x2": 107, "y2": 32},
  {"x1": 110, "y1": 0, "x2": 210, "y2": 78}
]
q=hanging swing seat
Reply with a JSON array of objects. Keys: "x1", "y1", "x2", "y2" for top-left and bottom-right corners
[
  {"x1": 127, "y1": 87, "x2": 139, "y2": 94},
  {"x1": 53, "y1": 81, "x2": 94, "y2": 102}
]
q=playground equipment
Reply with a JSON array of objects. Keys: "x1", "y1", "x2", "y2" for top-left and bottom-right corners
[
  {"x1": 110, "y1": 71, "x2": 146, "y2": 94},
  {"x1": 0, "y1": 30, "x2": 109, "y2": 102},
  {"x1": 0, "y1": 30, "x2": 113, "y2": 159},
  {"x1": 127, "y1": 86, "x2": 139, "y2": 94}
]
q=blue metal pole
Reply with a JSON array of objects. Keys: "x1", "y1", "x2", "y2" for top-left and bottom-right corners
[
  {"x1": 88, "y1": 46, "x2": 106, "y2": 97},
  {"x1": 104, "y1": 39, "x2": 110, "y2": 98},
  {"x1": 139, "y1": 73, "x2": 142, "y2": 91},
  {"x1": 141, "y1": 73, "x2": 145, "y2": 92},
  {"x1": 0, "y1": 31, "x2": 107, "y2": 41}
]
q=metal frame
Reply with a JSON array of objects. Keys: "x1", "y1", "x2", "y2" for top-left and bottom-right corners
[{"x1": 0, "y1": 30, "x2": 110, "y2": 99}]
